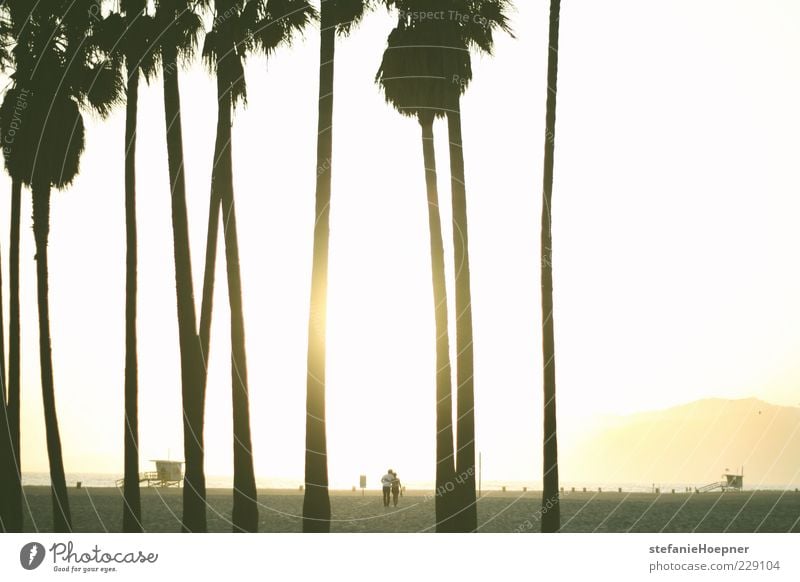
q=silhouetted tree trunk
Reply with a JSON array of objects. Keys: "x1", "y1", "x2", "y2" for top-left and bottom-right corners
[
  {"x1": 32, "y1": 184, "x2": 72, "y2": 533},
  {"x1": 419, "y1": 114, "x2": 457, "y2": 532},
  {"x1": 197, "y1": 96, "x2": 221, "y2": 484},
  {"x1": 0, "y1": 231, "x2": 8, "y2": 531},
  {"x1": 447, "y1": 106, "x2": 478, "y2": 532},
  {"x1": 162, "y1": 41, "x2": 207, "y2": 533},
  {"x1": 122, "y1": 64, "x2": 143, "y2": 533},
  {"x1": 540, "y1": 0, "x2": 561, "y2": 534},
  {"x1": 214, "y1": 66, "x2": 258, "y2": 533},
  {"x1": 6, "y1": 178, "x2": 22, "y2": 531},
  {"x1": 303, "y1": 0, "x2": 334, "y2": 533},
  {"x1": 199, "y1": 173, "x2": 220, "y2": 377}
]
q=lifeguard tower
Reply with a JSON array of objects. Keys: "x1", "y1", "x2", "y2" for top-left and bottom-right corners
[
  {"x1": 116, "y1": 459, "x2": 184, "y2": 488},
  {"x1": 696, "y1": 468, "x2": 743, "y2": 493}
]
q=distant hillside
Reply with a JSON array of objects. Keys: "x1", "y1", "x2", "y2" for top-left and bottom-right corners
[{"x1": 562, "y1": 398, "x2": 800, "y2": 489}]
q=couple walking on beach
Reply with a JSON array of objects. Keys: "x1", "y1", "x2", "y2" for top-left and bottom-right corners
[{"x1": 381, "y1": 469, "x2": 402, "y2": 507}]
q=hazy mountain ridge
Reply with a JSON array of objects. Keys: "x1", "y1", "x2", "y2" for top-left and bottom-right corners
[{"x1": 563, "y1": 398, "x2": 800, "y2": 489}]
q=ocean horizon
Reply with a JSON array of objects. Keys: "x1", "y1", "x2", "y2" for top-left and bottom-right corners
[{"x1": 18, "y1": 472, "x2": 794, "y2": 493}]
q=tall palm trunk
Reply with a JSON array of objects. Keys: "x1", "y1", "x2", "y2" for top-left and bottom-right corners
[
  {"x1": 199, "y1": 173, "x2": 221, "y2": 374},
  {"x1": 0, "y1": 234, "x2": 8, "y2": 531},
  {"x1": 540, "y1": 0, "x2": 561, "y2": 534},
  {"x1": 122, "y1": 64, "x2": 143, "y2": 533},
  {"x1": 0, "y1": 388, "x2": 8, "y2": 533},
  {"x1": 32, "y1": 184, "x2": 72, "y2": 533},
  {"x1": 0, "y1": 180, "x2": 23, "y2": 534},
  {"x1": 303, "y1": 2, "x2": 334, "y2": 533},
  {"x1": 419, "y1": 115, "x2": 457, "y2": 532},
  {"x1": 214, "y1": 71, "x2": 258, "y2": 533},
  {"x1": 447, "y1": 105, "x2": 478, "y2": 532},
  {"x1": 6, "y1": 178, "x2": 22, "y2": 531},
  {"x1": 162, "y1": 41, "x2": 207, "y2": 533},
  {"x1": 197, "y1": 94, "x2": 222, "y2": 474}
]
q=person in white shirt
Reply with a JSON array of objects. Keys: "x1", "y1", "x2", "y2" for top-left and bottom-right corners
[{"x1": 381, "y1": 470, "x2": 394, "y2": 507}]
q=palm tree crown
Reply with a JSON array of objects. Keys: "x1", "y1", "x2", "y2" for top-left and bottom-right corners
[{"x1": 202, "y1": 0, "x2": 316, "y2": 108}]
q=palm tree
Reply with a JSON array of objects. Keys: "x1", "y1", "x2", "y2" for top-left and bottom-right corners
[
  {"x1": 539, "y1": 0, "x2": 561, "y2": 534},
  {"x1": 442, "y1": 0, "x2": 511, "y2": 533},
  {"x1": 0, "y1": 1, "x2": 123, "y2": 532},
  {"x1": 0, "y1": 0, "x2": 37, "y2": 536},
  {"x1": 377, "y1": 0, "x2": 511, "y2": 533},
  {"x1": 0, "y1": 1, "x2": 21, "y2": 533},
  {"x1": 200, "y1": 0, "x2": 314, "y2": 532},
  {"x1": 95, "y1": 0, "x2": 159, "y2": 533},
  {"x1": 375, "y1": 12, "x2": 470, "y2": 532},
  {"x1": 153, "y1": 0, "x2": 209, "y2": 533},
  {"x1": 303, "y1": 0, "x2": 372, "y2": 533}
]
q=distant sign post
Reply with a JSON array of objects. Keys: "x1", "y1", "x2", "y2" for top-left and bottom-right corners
[{"x1": 359, "y1": 475, "x2": 367, "y2": 496}]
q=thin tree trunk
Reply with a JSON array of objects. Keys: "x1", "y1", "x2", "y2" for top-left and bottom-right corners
[
  {"x1": 419, "y1": 115, "x2": 457, "y2": 532},
  {"x1": 214, "y1": 69, "x2": 258, "y2": 533},
  {"x1": 122, "y1": 64, "x2": 143, "y2": 533},
  {"x1": 32, "y1": 184, "x2": 72, "y2": 533},
  {"x1": 6, "y1": 178, "x2": 22, "y2": 531},
  {"x1": 540, "y1": 0, "x2": 562, "y2": 534},
  {"x1": 0, "y1": 391, "x2": 7, "y2": 533},
  {"x1": 0, "y1": 229, "x2": 8, "y2": 531},
  {"x1": 0, "y1": 237, "x2": 6, "y2": 401},
  {"x1": 447, "y1": 105, "x2": 478, "y2": 532},
  {"x1": 196, "y1": 86, "x2": 222, "y2": 495},
  {"x1": 198, "y1": 174, "x2": 221, "y2": 376},
  {"x1": 162, "y1": 41, "x2": 207, "y2": 533},
  {"x1": 302, "y1": 1, "x2": 334, "y2": 533}
]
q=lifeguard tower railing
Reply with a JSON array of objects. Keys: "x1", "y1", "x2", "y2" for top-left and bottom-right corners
[{"x1": 115, "y1": 460, "x2": 184, "y2": 488}]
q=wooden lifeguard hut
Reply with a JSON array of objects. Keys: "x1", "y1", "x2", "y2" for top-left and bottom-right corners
[
  {"x1": 116, "y1": 459, "x2": 184, "y2": 488},
  {"x1": 696, "y1": 467, "x2": 743, "y2": 493}
]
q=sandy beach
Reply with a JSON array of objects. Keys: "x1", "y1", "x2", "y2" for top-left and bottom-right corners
[{"x1": 13, "y1": 487, "x2": 800, "y2": 533}]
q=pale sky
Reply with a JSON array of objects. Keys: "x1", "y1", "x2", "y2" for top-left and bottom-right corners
[{"x1": 1, "y1": 1, "x2": 799, "y2": 487}]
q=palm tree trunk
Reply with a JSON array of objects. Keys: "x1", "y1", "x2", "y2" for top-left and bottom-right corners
[
  {"x1": 32, "y1": 184, "x2": 72, "y2": 533},
  {"x1": 162, "y1": 41, "x2": 207, "y2": 533},
  {"x1": 302, "y1": 1, "x2": 334, "y2": 533},
  {"x1": 0, "y1": 231, "x2": 8, "y2": 531},
  {"x1": 122, "y1": 64, "x2": 143, "y2": 533},
  {"x1": 197, "y1": 84, "x2": 223, "y2": 498},
  {"x1": 6, "y1": 178, "x2": 22, "y2": 531},
  {"x1": 540, "y1": 0, "x2": 562, "y2": 534},
  {"x1": 0, "y1": 393, "x2": 8, "y2": 533},
  {"x1": 447, "y1": 105, "x2": 478, "y2": 532},
  {"x1": 214, "y1": 71, "x2": 258, "y2": 533},
  {"x1": 419, "y1": 115, "x2": 457, "y2": 532},
  {"x1": 198, "y1": 172, "x2": 221, "y2": 377}
]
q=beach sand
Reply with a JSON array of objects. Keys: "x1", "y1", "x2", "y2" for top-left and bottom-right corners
[{"x1": 15, "y1": 486, "x2": 800, "y2": 533}]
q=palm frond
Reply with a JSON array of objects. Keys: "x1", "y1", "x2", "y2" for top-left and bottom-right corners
[
  {"x1": 134, "y1": 15, "x2": 162, "y2": 82},
  {"x1": 332, "y1": 0, "x2": 373, "y2": 36},
  {"x1": 376, "y1": 20, "x2": 469, "y2": 120},
  {"x1": 0, "y1": 87, "x2": 86, "y2": 189},
  {"x1": 82, "y1": 60, "x2": 126, "y2": 118},
  {"x1": 457, "y1": 0, "x2": 514, "y2": 55},
  {"x1": 248, "y1": 0, "x2": 315, "y2": 56},
  {"x1": 202, "y1": 27, "x2": 218, "y2": 72},
  {"x1": 153, "y1": 0, "x2": 208, "y2": 61}
]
